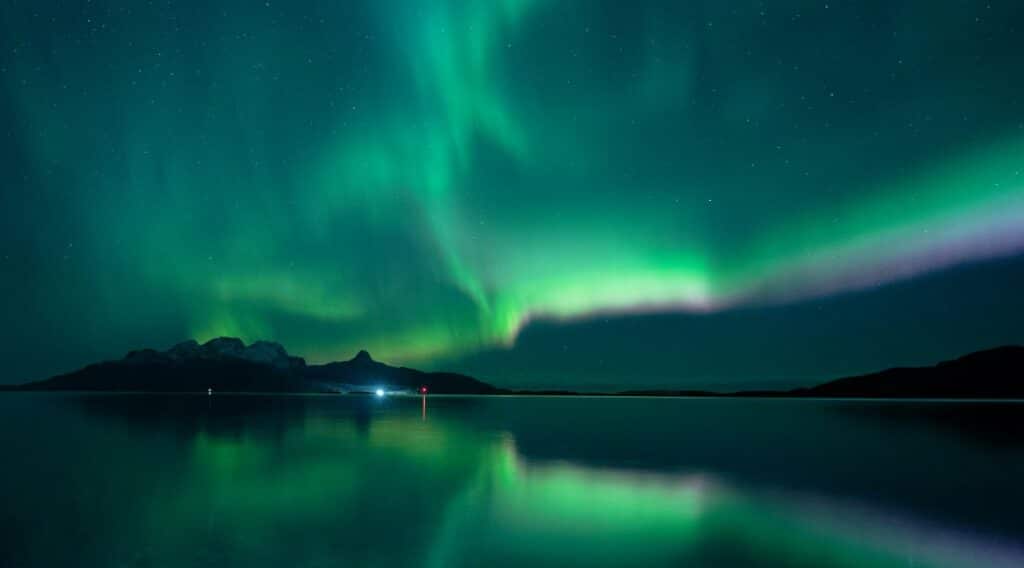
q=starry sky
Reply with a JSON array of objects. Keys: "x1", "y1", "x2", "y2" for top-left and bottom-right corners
[{"x1": 2, "y1": 0, "x2": 1023, "y2": 389}]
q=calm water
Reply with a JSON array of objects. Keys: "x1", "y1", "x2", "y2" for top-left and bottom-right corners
[{"x1": 1, "y1": 394, "x2": 1023, "y2": 567}]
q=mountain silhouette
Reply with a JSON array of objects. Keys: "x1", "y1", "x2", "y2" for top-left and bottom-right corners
[
  {"x1": 790, "y1": 345, "x2": 1024, "y2": 398},
  {"x1": 14, "y1": 338, "x2": 501, "y2": 394},
  {"x1": 6, "y1": 341, "x2": 1022, "y2": 398}
]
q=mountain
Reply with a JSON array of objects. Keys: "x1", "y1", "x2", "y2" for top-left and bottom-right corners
[
  {"x1": 303, "y1": 349, "x2": 502, "y2": 394},
  {"x1": 15, "y1": 338, "x2": 501, "y2": 394},
  {"x1": 8, "y1": 341, "x2": 1023, "y2": 398},
  {"x1": 791, "y1": 345, "x2": 1024, "y2": 398}
]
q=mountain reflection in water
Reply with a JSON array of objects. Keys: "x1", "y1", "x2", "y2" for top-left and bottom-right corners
[{"x1": 0, "y1": 394, "x2": 1021, "y2": 567}]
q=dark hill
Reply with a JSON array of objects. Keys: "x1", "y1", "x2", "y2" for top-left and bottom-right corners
[
  {"x1": 303, "y1": 349, "x2": 500, "y2": 394},
  {"x1": 17, "y1": 338, "x2": 501, "y2": 394},
  {"x1": 10, "y1": 341, "x2": 1023, "y2": 398},
  {"x1": 792, "y1": 346, "x2": 1024, "y2": 398}
]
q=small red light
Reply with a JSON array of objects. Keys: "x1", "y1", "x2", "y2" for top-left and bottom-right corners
[{"x1": 419, "y1": 386, "x2": 428, "y2": 394}]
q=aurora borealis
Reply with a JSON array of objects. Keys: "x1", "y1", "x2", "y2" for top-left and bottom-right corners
[{"x1": 2, "y1": 1, "x2": 1024, "y2": 387}]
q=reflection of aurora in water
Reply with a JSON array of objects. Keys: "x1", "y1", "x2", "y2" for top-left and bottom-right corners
[
  {"x1": 161, "y1": 407, "x2": 1021, "y2": 568},
  {"x1": 2, "y1": 395, "x2": 1024, "y2": 567},
  {"x1": 429, "y1": 438, "x2": 1024, "y2": 568}
]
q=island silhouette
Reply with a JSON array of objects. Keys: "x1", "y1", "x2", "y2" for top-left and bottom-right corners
[
  {"x1": 7, "y1": 338, "x2": 498, "y2": 394},
  {"x1": 4, "y1": 338, "x2": 1022, "y2": 398}
]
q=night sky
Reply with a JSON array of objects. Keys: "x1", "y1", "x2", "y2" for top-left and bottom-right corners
[{"x1": 2, "y1": 1, "x2": 1023, "y2": 389}]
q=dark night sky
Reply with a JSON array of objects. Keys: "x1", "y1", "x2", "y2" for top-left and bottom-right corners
[{"x1": 1, "y1": 1, "x2": 1023, "y2": 388}]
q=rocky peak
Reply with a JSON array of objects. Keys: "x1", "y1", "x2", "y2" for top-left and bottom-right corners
[
  {"x1": 123, "y1": 348, "x2": 162, "y2": 363},
  {"x1": 124, "y1": 337, "x2": 305, "y2": 369},
  {"x1": 352, "y1": 349, "x2": 374, "y2": 363},
  {"x1": 240, "y1": 341, "x2": 293, "y2": 369},
  {"x1": 166, "y1": 339, "x2": 200, "y2": 360},
  {"x1": 202, "y1": 337, "x2": 246, "y2": 358}
]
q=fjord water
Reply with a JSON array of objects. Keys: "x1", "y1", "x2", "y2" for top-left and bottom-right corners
[{"x1": 1, "y1": 394, "x2": 1022, "y2": 567}]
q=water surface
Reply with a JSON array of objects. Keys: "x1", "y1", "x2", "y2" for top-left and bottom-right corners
[{"x1": 1, "y1": 394, "x2": 1022, "y2": 567}]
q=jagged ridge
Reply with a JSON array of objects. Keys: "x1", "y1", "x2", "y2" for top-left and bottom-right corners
[{"x1": 19, "y1": 337, "x2": 500, "y2": 394}]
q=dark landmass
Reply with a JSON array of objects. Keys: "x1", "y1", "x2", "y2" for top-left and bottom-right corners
[
  {"x1": 13, "y1": 338, "x2": 501, "y2": 394},
  {"x1": 505, "y1": 346, "x2": 1024, "y2": 398},
  {"x1": 616, "y1": 389, "x2": 718, "y2": 397},
  {"x1": 5, "y1": 341, "x2": 1023, "y2": 398},
  {"x1": 788, "y1": 345, "x2": 1024, "y2": 399},
  {"x1": 511, "y1": 389, "x2": 594, "y2": 396},
  {"x1": 546, "y1": 346, "x2": 1024, "y2": 399}
]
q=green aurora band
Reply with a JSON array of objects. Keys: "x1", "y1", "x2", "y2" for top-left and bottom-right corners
[{"x1": 1, "y1": 0, "x2": 1023, "y2": 376}]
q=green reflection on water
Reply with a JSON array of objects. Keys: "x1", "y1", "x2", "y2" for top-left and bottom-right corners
[{"x1": 123, "y1": 399, "x2": 973, "y2": 568}]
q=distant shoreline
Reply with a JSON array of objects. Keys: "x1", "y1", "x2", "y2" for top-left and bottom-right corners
[
  {"x1": 4, "y1": 343, "x2": 1022, "y2": 400},
  {"x1": 3, "y1": 389, "x2": 1024, "y2": 403}
]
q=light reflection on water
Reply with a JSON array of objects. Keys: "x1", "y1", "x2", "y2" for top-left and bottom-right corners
[{"x1": 0, "y1": 394, "x2": 1022, "y2": 567}]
